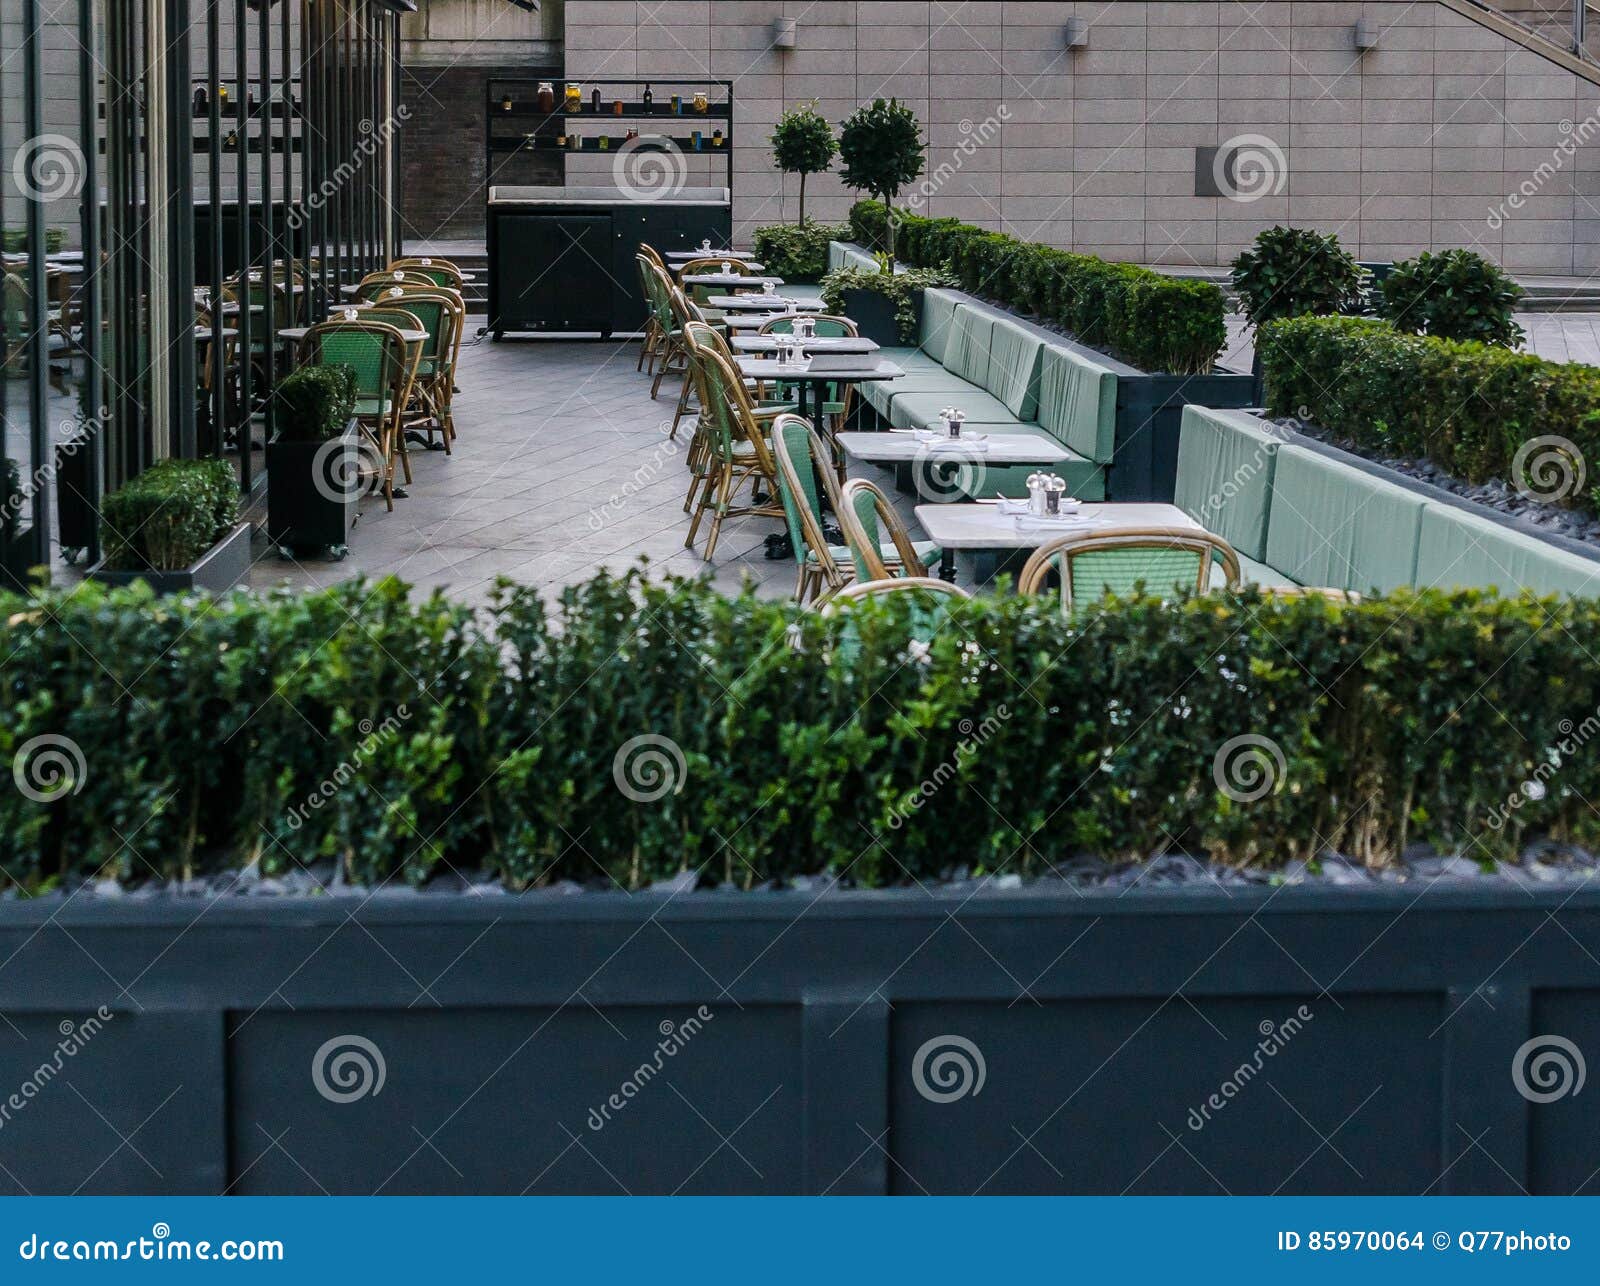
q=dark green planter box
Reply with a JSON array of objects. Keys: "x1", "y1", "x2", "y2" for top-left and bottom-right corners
[
  {"x1": 839, "y1": 286, "x2": 916, "y2": 347},
  {"x1": 87, "y1": 521, "x2": 253, "y2": 595},
  {"x1": 266, "y1": 421, "x2": 360, "y2": 557}
]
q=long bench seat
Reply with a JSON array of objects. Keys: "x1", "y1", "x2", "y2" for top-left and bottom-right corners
[
  {"x1": 832, "y1": 260, "x2": 1118, "y2": 501},
  {"x1": 1177, "y1": 405, "x2": 1600, "y2": 597}
]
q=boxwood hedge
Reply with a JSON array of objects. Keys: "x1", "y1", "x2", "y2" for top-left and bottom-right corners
[
  {"x1": 847, "y1": 200, "x2": 1227, "y2": 375},
  {"x1": 2, "y1": 570, "x2": 1598, "y2": 889},
  {"x1": 1258, "y1": 314, "x2": 1600, "y2": 514}
]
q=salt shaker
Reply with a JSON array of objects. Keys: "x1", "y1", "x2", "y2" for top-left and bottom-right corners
[
  {"x1": 1026, "y1": 472, "x2": 1048, "y2": 516},
  {"x1": 946, "y1": 408, "x2": 966, "y2": 439}
]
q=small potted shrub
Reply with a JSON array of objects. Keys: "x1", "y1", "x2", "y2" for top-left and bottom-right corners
[
  {"x1": 820, "y1": 260, "x2": 955, "y2": 346},
  {"x1": 837, "y1": 98, "x2": 926, "y2": 267},
  {"x1": 770, "y1": 102, "x2": 837, "y2": 228},
  {"x1": 266, "y1": 363, "x2": 361, "y2": 559},
  {"x1": 752, "y1": 221, "x2": 849, "y2": 282},
  {"x1": 1232, "y1": 226, "x2": 1368, "y2": 397},
  {"x1": 89, "y1": 457, "x2": 250, "y2": 594},
  {"x1": 1380, "y1": 248, "x2": 1526, "y2": 347}
]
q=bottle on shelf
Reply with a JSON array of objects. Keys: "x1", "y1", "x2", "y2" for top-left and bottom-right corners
[
  {"x1": 591, "y1": 87, "x2": 601, "y2": 113},
  {"x1": 712, "y1": 128, "x2": 724, "y2": 147},
  {"x1": 217, "y1": 83, "x2": 229, "y2": 108},
  {"x1": 501, "y1": 92, "x2": 513, "y2": 113},
  {"x1": 599, "y1": 135, "x2": 610, "y2": 151},
  {"x1": 642, "y1": 83, "x2": 654, "y2": 110},
  {"x1": 670, "y1": 93, "x2": 682, "y2": 115},
  {"x1": 193, "y1": 85, "x2": 208, "y2": 116},
  {"x1": 612, "y1": 98, "x2": 624, "y2": 115},
  {"x1": 536, "y1": 81, "x2": 555, "y2": 113}
]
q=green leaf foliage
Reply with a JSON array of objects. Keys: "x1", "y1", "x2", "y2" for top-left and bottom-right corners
[
  {"x1": 751, "y1": 222, "x2": 849, "y2": 281},
  {"x1": 1380, "y1": 248, "x2": 1526, "y2": 347},
  {"x1": 847, "y1": 200, "x2": 1227, "y2": 375},
  {"x1": 1259, "y1": 314, "x2": 1600, "y2": 512},
  {"x1": 99, "y1": 458, "x2": 241, "y2": 572},
  {"x1": 272, "y1": 364, "x2": 358, "y2": 442},
  {"x1": 3, "y1": 568, "x2": 1599, "y2": 889},
  {"x1": 1231, "y1": 225, "x2": 1369, "y2": 328},
  {"x1": 819, "y1": 264, "x2": 957, "y2": 342},
  {"x1": 770, "y1": 102, "x2": 837, "y2": 226}
]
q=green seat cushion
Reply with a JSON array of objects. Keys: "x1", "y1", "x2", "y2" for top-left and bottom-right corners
[
  {"x1": 918, "y1": 289, "x2": 963, "y2": 366},
  {"x1": 1415, "y1": 502, "x2": 1600, "y2": 597},
  {"x1": 1174, "y1": 406, "x2": 1285, "y2": 564},
  {"x1": 1264, "y1": 445, "x2": 1425, "y2": 593},
  {"x1": 879, "y1": 345, "x2": 946, "y2": 373},
  {"x1": 1212, "y1": 553, "x2": 1301, "y2": 591},
  {"x1": 984, "y1": 455, "x2": 1106, "y2": 503},
  {"x1": 811, "y1": 539, "x2": 942, "y2": 569},
  {"x1": 353, "y1": 396, "x2": 394, "y2": 417},
  {"x1": 980, "y1": 313, "x2": 1045, "y2": 421},
  {"x1": 863, "y1": 370, "x2": 977, "y2": 417},
  {"x1": 888, "y1": 388, "x2": 1018, "y2": 431},
  {"x1": 828, "y1": 241, "x2": 879, "y2": 274},
  {"x1": 1036, "y1": 344, "x2": 1117, "y2": 466},
  {"x1": 942, "y1": 306, "x2": 995, "y2": 387}
]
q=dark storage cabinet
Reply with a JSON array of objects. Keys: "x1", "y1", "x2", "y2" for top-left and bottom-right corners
[{"x1": 487, "y1": 185, "x2": 732, "y2": 338}]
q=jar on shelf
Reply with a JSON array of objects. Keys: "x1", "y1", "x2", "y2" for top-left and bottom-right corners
[
  {"x1": 564, "y1": 83, "x2": 583, "y2": 111},
  {"x1": 535, "y1": 81, "x2": 555, "y2": 113},
  {"x1": 612, "y1": 99, "x2": 624, "y2": 115},
  {"x1": 500, "y1": 92, "x2": 513, "y2": 113},
  {"x1": 670, "y1": 94, "x2": 682, "y2": 114},
  {"x1": 692, "y1": 91, "x2": 709, "y2": 114},
  {"x1": 711, "y1": 129, "x2": 724, "y2": 147}
]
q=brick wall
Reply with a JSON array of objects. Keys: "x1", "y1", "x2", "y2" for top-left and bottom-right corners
[
  {"x1": 399, "y1": 63, "x2": 563, "y2": 242},
  {"x1": 562, "y1": 0, "x2": 1600, "y2": 274}
]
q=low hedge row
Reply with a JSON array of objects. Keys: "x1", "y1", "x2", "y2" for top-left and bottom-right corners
[
  {"x1": 99, "y1": 458, "x2": 241, "y2": 571},
  {"x1": 751, "y1": 221, "x2": 849, "y2": 281},
  {"x1": 847, "y1": 201, "x2": 1227, "y2": 375},
  {"x1": 3, "y1": 570, "x2": 1598, "y2": 889},
  {"x1": 1258, "y1": 315, "x2": 1600, "y2": 513}
]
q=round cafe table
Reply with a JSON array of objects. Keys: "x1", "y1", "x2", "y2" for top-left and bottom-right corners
[
  {"x1": 708, "y1": 294, "x2": 823, "y2": 314},
  {"x1": 735, "y1": 356, "x2": 904, "y2": 428}
]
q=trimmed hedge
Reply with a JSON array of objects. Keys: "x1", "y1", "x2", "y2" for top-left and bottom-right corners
[
  {"x1": 847, "y1": 200, "x2": 1227, "y2": 374},
  {"x1": 98, "y1": 458, "x2": 241, "y2": 572},
  {"x1": 272, "y1": 364, "x2": 357, "y2": 442},
  {"x1": 1258, "y1": 315, "x2": 1600, "y2": 513},
  {"x1": 3, "y1": 569, "x2": 1599, "y2": 888},
  {"x1": 751, "y1": 221, "x2": 849, "y2": 281}
]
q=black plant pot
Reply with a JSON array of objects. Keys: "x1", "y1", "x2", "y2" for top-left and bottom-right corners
[
  {"x1": 55, "y1": 436, "x2": 98, "y2": 563},
  {"x1": 266, "y1": 421, "x2": 361, "y2": 559},
  {"x1": 87, "y1": 521, "x2": 254, "y2": 595},
  {"x1": 839, "y1": 286, "x2": 919, "y2": 347}
]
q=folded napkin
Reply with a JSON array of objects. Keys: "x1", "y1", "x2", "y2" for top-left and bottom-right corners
[
  {"x1": 912, "y1": 428, "x2": 989, "y2": 449},
  {"x1": 994, "y1": 497, "x2": 1082, "y2": 517},
  {"x1": 1014, "y1": 514, "x2": 1099, "y2": 533}
]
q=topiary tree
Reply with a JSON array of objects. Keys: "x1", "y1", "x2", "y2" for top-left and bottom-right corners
[
  {"x1": 837, "y1": 98, "x2": 926, "y2": 266},
  {"x1": 770, "y1": 102, "x2": 837, "y2": 227},
  {"x1": 1380, "y1": 248, "x2": 1526, "y2": 347},
  {"x1": 1231, "y1": 226, "x2": 1369, "y2": 329}
]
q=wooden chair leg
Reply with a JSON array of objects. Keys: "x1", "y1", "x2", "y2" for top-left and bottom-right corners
[{"x1": 702, "y1": 467, "x2": 734, "y2": 562}]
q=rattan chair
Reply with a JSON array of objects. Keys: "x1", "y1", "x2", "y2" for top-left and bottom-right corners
[
  {"x1": 682, "y1": 320, "x2": 785, "y2": 561},
  {"x1": 296, "y1": 319, "x2": 416, "y2": 510},
  {"x1": 388, "y1": 257, "x2": 465, "y2": 289},
  {"x1": 1018, "y1": 527, "x2": 1243, "y2": 620},
  {"x1": 827, "y1": 577, "x2": 972, "y2": 606},
  {"x1": 770, "y1": 416, "x2": 939, "y2": 605},
  {"x1": 758, "y1": 313, "x2": 859, "y2": 452},
  {"x1": 835, "y1": 478, "x2": 933, "y2": 582},
  {"x1": 366, "y1": 291, "x2": 462, "y2": 453}
]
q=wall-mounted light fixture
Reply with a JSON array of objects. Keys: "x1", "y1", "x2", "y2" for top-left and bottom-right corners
[
  {"x1": 1064, "y1": 18, "x2": 1089, "y2": 48},
  {"x1": 773, "y1": 17, "x2": 798, "y2": 50},
  {"x1": 1353, "y1": 17, "x2": 1378, "y2": 50}
]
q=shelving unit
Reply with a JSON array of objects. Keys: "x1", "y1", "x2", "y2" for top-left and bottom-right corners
[{"x1": 483, "y1": 77, "x2": 735, "y2": 188}]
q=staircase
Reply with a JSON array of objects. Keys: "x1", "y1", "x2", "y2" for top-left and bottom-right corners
[
  {"x1": 403, "y1": 238, "x2": 487, "y2": 312},
  {"x1": 1461, "y1": 0, "x2": 1600, "y2": 67}
]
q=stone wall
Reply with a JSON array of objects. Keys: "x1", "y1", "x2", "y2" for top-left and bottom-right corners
[{"x1": 561, "y1": 0, "x2": 1600, "y2": 273}]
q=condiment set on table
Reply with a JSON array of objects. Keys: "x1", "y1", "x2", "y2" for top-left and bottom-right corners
[{"x1": 1025, "y1": 472, "x2": 1074, "y2": 517}]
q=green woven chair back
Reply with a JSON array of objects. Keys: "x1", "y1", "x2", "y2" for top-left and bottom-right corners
[
  {"x1": 842, "y1": 486, "x2": 885, "y2": 577},
  {"x1": 692, "y1": 343, "x2": 744, "y2": 464},
  {"x1": 307, "y1": 326, "x2": 399, "y2": 398},
  {"x1": 385, "y1": 297, "x2": 447, "y2": 357},
  {"x1": 405, "y1": 267, "x2": 456, "y2": 288},
  {"x1": 772, "y1": 417, "x2": 821, "y2": 568},
  {"x1": 763, "y1": 316, "x2": 854, "y2": 339},
  {"x1": 1064, "y1": 546, "x2": 1204, "y2": 621}
]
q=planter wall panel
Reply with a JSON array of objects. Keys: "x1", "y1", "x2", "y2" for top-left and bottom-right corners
[{"x1": 0, "y1": 891, "x2": 1593, "y2": 1195}]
